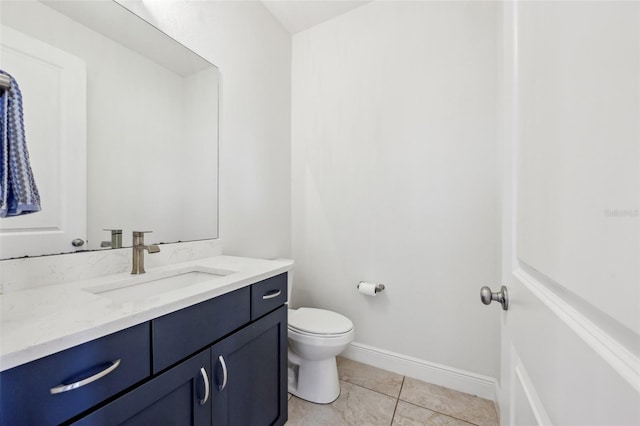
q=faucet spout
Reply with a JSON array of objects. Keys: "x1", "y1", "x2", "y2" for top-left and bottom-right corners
[{"x1": 131, "y1": 231, "x2": 160, "y2": 274}]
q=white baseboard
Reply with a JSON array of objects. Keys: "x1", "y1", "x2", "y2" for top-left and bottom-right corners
[{"x1": 342, "y1": 341, "x2": 498, "y2": 402}]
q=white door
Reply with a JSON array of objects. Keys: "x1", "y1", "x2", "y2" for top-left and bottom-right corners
[
  {"x1": 0, "y1": 26, "x2": 86, "y2": 258},
  {"x1": 498, "y1": 1, "x2": 640, "y2": 424}
]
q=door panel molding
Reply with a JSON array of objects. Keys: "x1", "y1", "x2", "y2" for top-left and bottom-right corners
[
  {"x1": 510, "y1": 348, "x2": 551, "y2": 426},
  {"x1": 513, "y1": 266, "x2": 640, "y2": 393}
]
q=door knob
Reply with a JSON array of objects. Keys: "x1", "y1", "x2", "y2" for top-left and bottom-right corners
[{"x1": 480, "y1": 285, "x2": 509, "y2": 311}]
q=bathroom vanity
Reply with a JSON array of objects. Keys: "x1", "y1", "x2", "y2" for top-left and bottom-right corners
[{"x1": 0, "y1": 256, "x2": 290, "y2": 426}]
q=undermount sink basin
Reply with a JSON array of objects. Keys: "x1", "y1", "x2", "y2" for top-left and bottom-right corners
[{"x1": 85, "y1": 266, "x2": 235, "y2": 302}]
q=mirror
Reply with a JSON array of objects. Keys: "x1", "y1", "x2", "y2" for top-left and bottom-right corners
[{"x1": 0, "y1": 0, "x2": 219, "y2": 259}]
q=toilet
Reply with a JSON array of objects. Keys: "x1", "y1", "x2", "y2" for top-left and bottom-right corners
[
  {"x1": 286, "y1": 278, "x2": 354, "y2": 404},
  {"x1": 288, "y1": 307, "x2": 354, "y2": 403}
]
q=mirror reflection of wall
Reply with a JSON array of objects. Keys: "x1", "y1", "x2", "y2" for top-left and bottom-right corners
[{"x1": 0, "y1": 0, "x2": 219, "y2": 259}]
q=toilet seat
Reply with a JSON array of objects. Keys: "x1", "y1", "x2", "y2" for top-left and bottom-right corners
[
  {"x1": 288, "y1": 307, "x2": 353, "y2": 336},
  {"x1": 289, "y1": 327, "x2": 353, "y2": 339}
]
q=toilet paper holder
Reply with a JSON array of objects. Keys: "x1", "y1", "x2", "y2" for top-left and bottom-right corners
[{"x1": 357, "y1": 281, "x2": 385, "y2": 293}]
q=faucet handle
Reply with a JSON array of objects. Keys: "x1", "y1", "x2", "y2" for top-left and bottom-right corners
[
  {"x1": 132, "y1": 231, "x2": 152, "y2": 247},
  {"x1": 102, "y1": 229, "x2": 123, "y2": 249}
]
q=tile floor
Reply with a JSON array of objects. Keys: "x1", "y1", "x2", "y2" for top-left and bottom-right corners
[{"x1": 287, "y1": 357, "x2": 499, "y2": 426}]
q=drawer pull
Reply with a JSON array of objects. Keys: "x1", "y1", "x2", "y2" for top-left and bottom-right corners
[
  {"x1": 50, "y1": 359, "x2": 121, "y2": 395},
  {"x1": 262, "y1": 290, "x2": 282, "y2": 300},
  {"x1": 218, "y1": 355, "x2": 228, "y2": 391},
  {"x1": 199, "y1": 367, "x2": 210, "y2": 405}
]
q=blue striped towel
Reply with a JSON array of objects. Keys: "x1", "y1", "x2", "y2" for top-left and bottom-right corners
[{"x1": 0, "y1": 70, "x2": 41, "y2": 217}]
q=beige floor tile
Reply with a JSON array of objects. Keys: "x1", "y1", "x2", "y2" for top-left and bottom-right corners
[
  {"x1": 392, "y1": 401, "x2": 475, "y2": 426},
  {"x1": 399, "y1": 378, "x2": 498, "y2": 426},
  {"x1": 336, "y1": 357, "x2": 403, "y2": 398},
  {"x1": 337, "y1": 356, "x2": 404, "y2": 398},
  {"x1": 287, "y1": 380, "x2": 397, "y2": 426}
]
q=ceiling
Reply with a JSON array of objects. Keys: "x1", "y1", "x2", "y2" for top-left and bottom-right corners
[{"x1": 261, "y1": 0, "x2": 371, "y2": 34}]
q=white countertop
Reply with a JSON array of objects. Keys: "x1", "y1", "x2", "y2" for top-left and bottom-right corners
[{"x1": 0, "y1": 255, "x2": 293, "y2": 372}]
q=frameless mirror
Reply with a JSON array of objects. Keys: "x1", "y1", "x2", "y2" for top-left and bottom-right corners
[{"x1": 0, "y1": 0, "x2": 219, "y2": 259}]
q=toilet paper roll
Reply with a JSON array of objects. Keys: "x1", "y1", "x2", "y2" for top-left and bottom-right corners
[{"x1": 358, "y1": 282, "x2": 378, "y2": 296}]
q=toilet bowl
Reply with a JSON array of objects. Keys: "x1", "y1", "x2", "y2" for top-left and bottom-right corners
[{"x1": 287, "y1": 307, "x2": 354, "y2": 404}]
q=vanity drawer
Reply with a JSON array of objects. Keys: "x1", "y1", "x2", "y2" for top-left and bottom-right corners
[
  {"x1": 251, "y1": 273, "x2": 288, "y2": 320},
  {"x1": 0, "y1": 323, "x2": 151, "y2": 426},
  {"x1": 152, "y1": 286, "x2": 250, "y2": 373}
]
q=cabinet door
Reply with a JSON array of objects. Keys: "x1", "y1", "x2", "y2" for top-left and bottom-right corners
[
  {"x1": 75, "y1": 350, "x2": 211, "y2": 426},
  {"x1": 211, "y1": 306, "x2": 287, "y2": 426}
]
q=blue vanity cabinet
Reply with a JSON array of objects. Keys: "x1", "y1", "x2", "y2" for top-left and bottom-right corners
[
  {"x1": 1, "y1": 272, "x2": 288, "y2": 426},
  {"x1": 73, "y1": 350, "x2": 212, "y2": 426},
  {"x1": 73, "y1": 272, "x2": 288, "y2": 425},
  {"x1": 0, "y1": 323, "x2": 151, "y2": 426},
  {"x1": 210, "y1": 305, "x2": 288, "y2": 426}
]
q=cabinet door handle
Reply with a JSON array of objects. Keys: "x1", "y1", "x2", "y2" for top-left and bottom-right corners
[
  {"x1": 218, "y1": 355, "x2": 228, "y2": 391},
  {"x1": 50, "y1": 359, "x2": 121, "y2": 395},
  {"x1": 199, "y1": 367, "x2": 210, "y2": 405},
  {"x1": 262, "y1": 289, "x2": 281, "y2": 300}
]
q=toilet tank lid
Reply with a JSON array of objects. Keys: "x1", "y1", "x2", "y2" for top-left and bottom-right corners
[{"x1": 289, "y1": 307, "x2": 353, "y2": 335}]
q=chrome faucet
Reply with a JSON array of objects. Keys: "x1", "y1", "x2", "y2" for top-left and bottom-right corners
[{"x1": 131, "y1": 231, "x2": 160, "y2": 274}]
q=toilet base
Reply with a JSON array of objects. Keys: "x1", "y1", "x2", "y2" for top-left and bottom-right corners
[{"x1": 288, "y1": 352, "x2": 340, "y2": 404}]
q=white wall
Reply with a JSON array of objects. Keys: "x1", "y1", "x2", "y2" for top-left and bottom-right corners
[
  {"x1": 291, "y1": 1, "x2": 501, "y2": 380},
  {"x1": 122, "y1": 0, "x2": 292, "y2": 259}
]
